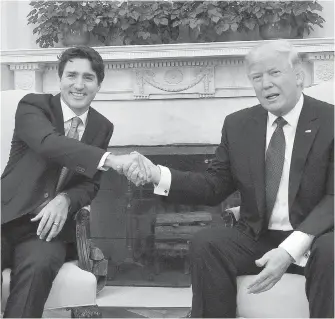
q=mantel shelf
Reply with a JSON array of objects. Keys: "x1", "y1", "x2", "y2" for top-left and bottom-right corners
[{"x1": 1, "y1": 38, "x2": 334, "y2": 64}]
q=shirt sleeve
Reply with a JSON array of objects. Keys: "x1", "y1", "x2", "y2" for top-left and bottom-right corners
[
  {"x1": 97, "y1": 152, "x2": 111, "y2": 171},
  {"x1": 279, "y1": 231, "x2": 314, "y2": 267},
  {"x1": 153, "y1": 165, "x2": 171, "y2": 196}
]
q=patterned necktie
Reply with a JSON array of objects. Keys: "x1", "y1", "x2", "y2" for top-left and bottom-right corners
[
  {"x1": 265, "y1": 116, "x2": 287, "y2": 217},
  {"x1": 56, "y1": 116, "x2": 82, "y2": 192}
]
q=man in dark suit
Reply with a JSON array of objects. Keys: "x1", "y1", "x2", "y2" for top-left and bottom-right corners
[
  {"x1": 1, "y1": 46, "x2": 147, "y2": 318},
  {"x1": 124, "y1": 40, "x2": 334, "y2": 318}
]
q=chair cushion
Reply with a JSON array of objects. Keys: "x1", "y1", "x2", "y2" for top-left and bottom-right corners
[
  {"x1": 236, "y1": 273, "x2": 309, "y2": 318},
  {"x1": 2, "y1": 261, "x2": 97, "y2": 310}
]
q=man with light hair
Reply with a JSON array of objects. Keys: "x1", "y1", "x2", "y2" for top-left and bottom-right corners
[{"x1": 122, "y1": 40, "x2": 334, "y2": 318}]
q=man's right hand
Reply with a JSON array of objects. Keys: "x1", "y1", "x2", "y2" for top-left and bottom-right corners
[
  {"x1": 126, "y1": 151, "x2": 161, "y2": 185},
  {"x1": 105, "y1": 152, "x2": 161, "y2": 186}
]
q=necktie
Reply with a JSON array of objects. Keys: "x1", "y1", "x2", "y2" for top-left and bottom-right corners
[
  {"x1": 265, "y1": 116, "x2": 287, "y2": 217},
  {"x1": 55, "y1": 116, "x2": 81, "y2": 192}
]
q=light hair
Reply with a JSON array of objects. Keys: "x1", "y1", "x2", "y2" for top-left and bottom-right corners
[{"x1": 245, "y1": 39, "x2": 302, "y2": 71}]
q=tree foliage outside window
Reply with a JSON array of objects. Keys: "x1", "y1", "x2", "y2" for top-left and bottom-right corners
[{"x1": 27, "y1": 1, "x2": 325, "y2": 48}]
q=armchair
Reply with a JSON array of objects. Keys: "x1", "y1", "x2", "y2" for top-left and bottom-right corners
[{"x1": 1, "y1": 90, "x2": 108, "y2": 318}]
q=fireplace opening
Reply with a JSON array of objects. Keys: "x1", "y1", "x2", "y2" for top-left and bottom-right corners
[{"x1": 91, "y1": 148, "x2": 240, "y2": 287}]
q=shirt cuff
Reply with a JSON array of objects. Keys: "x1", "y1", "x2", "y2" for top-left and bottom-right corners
[
  {"x1": 279, "y1": 231, "x2": 314, "y2": 267},
  {"x1": 98, "y1": 152, "x2": 111, "y2": 171},
  {"x1": 153, "y1": 165, "x2": 171, "y2": 196}
]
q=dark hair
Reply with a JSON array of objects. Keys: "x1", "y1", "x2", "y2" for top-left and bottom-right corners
[{"x1": 57, "y1": 46, "x2": 105, "y2": 85}]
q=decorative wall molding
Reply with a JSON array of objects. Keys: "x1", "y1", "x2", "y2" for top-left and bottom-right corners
[
  {"x1": 1, "y1": 38, "x2": 334, "y2": 98},
  {"x1": 313, "y1": 60, "x2": 334, "y2": 83},
  {"x1": 304, "y1": 53, "x2": 334, "y2": 61},
  {"x1": 1, "y1": 38, "x2": 334, "y2": 64},
  {"x1": 14, "y1": 71, "x2": 34, "y2": 90},
  {"x1": 133, "y1": 66, "x2": 215, "y2": 99},
  {"x1": 9, "y1": 63, "x2": 46, "y2": 71}
]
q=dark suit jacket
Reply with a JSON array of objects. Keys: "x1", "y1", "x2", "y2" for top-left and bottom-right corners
[
  {"x1": 166, "y1": 95, "x2": 334, "y2": 239},
  {"x1": 1, "y1": 93, "x2": 114, "y2": 242}
]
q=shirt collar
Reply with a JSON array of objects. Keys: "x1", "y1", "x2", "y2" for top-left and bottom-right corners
[
  {"x1": 268, "y1": 94, "x2": 304, "y2": 128},
  {"x1": 60, "y1": 97, "x2": 89, "y2": 126}
]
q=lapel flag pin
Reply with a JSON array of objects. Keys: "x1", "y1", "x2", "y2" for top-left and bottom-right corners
[{"x1": 305, "y1": 130, "x2": 312, "y2": 133}]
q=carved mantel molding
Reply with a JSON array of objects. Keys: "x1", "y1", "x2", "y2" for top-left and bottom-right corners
[
  {"x1": 1, "y1": 38, "x2": 334, "y2": 97},
  {"x1": 1, "y1": 38, "x2": 334, "y2": 63}
]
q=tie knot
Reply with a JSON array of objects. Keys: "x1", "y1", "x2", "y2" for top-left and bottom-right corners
[
  {"x1": 274, "y1": 116, "x2": 287, "y2": 129},
  {"x1": 71, "y1": 117, "x2": 81, "y2": 129}
]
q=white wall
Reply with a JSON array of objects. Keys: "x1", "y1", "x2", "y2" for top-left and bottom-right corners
[
  {"x1": 0, "y1": 0, "x2": 334, "y2": 50},
  {"x1": 306, "y1": 1, "x2": 334, "y2": 38},
  {"x1": 1, "y1": 0, "x2": 39, "y2": 50}
]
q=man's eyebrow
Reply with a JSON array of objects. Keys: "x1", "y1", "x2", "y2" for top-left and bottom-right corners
[
  {"x1": 249, "y1": 71, "x2": 261, "y2": 76},
  {"x1": 65, "y1": 71, "x2": 95, "y2": 77},
  {"x1": 83, "y1": 72, "x2": 95, "y2": 77}
]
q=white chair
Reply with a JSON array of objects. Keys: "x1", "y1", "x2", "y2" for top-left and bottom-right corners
[
  {"x1": 222, "y1": 206, "x2": 309, "y2": 318},
  {"x1": 1, "y1": 90, "x2": 107, "y2": 318}
]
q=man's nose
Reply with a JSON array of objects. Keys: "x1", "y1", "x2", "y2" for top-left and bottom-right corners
[
  {"x1": 261, "y1": 74, "x2": 273, "y2": 89},
  {"x1": 73, "y1": 78, "x2": 85, "y2": 89}
]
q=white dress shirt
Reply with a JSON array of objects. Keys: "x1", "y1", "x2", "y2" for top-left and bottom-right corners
[
  {"x1": 60, "y1": 98, "x2": 109, "y2": 170},
  {"x1": 154, "y1": 94, "x2": 313, "y2": 266}
]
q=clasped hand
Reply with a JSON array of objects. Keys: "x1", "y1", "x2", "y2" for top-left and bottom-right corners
[{"x1": 109, "y1": 151, "x2": 160, "y2": 186}]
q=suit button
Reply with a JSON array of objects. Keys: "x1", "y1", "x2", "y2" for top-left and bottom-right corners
[
  {"x1": 44, "y1": 192, "x2": 49, "y2": 198},
  {"x1": 76, "y1": 167, "x2": 85, "y2": 173}
]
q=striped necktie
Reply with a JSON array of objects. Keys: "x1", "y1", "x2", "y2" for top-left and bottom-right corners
[
  {"x1": 55, "y1": 116, "x2": 82, "y2": 192},
  {"x1": 265, "y1": 116, "x2": 287, "y2": 217}
]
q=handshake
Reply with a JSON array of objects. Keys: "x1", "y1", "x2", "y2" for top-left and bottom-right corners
[{"x1": 105, "y1": 151, "x2": 161, "y2": 186}]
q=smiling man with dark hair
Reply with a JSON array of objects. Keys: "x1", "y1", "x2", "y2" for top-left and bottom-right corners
[{"x1": 1, "y1": 46, "x2": 147, "y2": 318}]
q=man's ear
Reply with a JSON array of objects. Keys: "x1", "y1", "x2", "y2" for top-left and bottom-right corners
[{"x1": 296, "y1": 68, "x2": 305, "y2": 88}]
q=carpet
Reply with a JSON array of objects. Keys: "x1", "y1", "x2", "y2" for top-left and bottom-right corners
[{"x1": 43, "y1": 307, "x2": 190, "y2": 318}]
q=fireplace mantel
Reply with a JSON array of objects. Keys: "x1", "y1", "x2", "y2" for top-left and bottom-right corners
[
  {"x1": 1, "y1": 38, "x2": 334, "y2": 96},
  {"x1": 1, "y1": 38, "x2": 333, "y2": 147},
  {"x1": 1, "y1": 38, "x2": 334, "y2": 63}
]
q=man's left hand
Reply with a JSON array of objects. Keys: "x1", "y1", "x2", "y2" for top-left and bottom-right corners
[
  {"x1": 31, "y1": 194, "x2": 70, "y2": 242},
  {"x1": 247, "y1": 247, "x2": 294, "y2": 294}
]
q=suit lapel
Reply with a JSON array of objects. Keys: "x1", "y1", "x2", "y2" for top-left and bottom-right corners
[
  {"x1": 50, "y1": 94, "x2": 65, "y2": 135},
  {"x1": 246, "y1": 106, "x2": 268, "y2": 217},
  {"x1": 289, "y1": 95, "x2": 320, "y2": 208},
  {"x1": 81, "y1": 107, "x2": 101, "y2": 145}
]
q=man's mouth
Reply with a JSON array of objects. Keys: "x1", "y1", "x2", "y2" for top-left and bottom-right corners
[
  {"x1": 70, "y1": 92, "x2": 86, "y2": 98},
  {"x1": 265, "y1": 93, "x2": 279, "y2": 101}
]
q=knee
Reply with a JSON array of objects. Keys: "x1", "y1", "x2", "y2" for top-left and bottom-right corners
[
  {"x1": 190, "y1": 228, "x2": 213, "y2": 253},
  {"x1": 22, "y1": 253, "x2": 63, "y2": 277},
  {"x1": 190, "y1": 226, "x2": 231, "y2": 258},
  {"x1": 310, "y1": 232, "x2": 334, "y2": 265}
]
